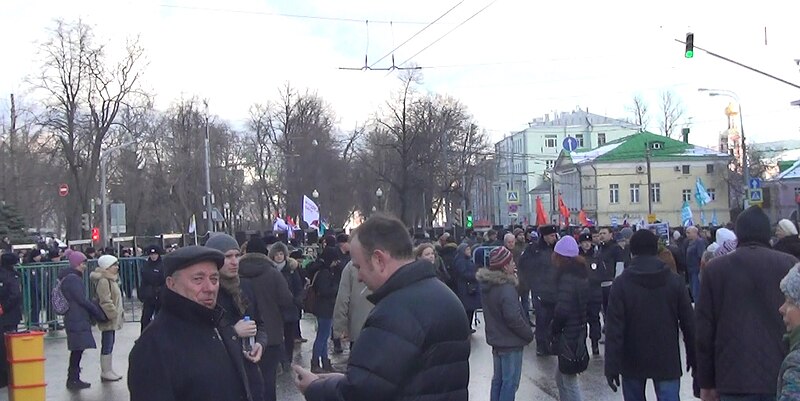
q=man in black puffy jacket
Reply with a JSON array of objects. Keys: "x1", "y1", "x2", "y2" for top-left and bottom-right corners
[
  {"x1": 293, "y1": 214, "x2": 471, "y2": 401},
  {"x1": 518, "y1": 225, "x2": 558, "y2": 356},
  {"x1": 604, "y1": 229, "x2": 695, "y2": 399}
]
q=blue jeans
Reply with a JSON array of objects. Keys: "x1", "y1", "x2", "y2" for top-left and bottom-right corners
[
  {"x1": 689, "y1": 271, "x2": 700, "y2": 303},
  {"x1": 622, "y1": 377, "x2": 680, "y2": 401},
  {"x1": 556, "y1": 371, "x2": 582, "y2": 401},
  {"x1": 101, "y1": 330, "x2": 115, "y2": 355},
  {"x1": 313, "y1": 318, "x2": 333, "y2": 359},
  {"x1": 490, "y1": 349, "x2": 523, "y2": 401},
  {"x1": 720, "y1": 395, "x2": 775, "y2": 401}
]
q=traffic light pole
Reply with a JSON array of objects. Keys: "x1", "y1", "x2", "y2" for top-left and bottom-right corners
[{"x1": 676, "y1": 38, "x2": 800, "y2": 90}]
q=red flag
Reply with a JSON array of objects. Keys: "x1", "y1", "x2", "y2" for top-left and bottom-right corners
[
  {"x1": 285, "y1": 215, "x2": 296, "y2": 227},
  {"x1": 579, "y1": 210, "x2": 594, "y2": 227},
  {"x1": 535, "y1": 196, "x2": 548, "y2": 225},
  {"x1": 558, "y1": 193, "x2": 570, "y2": 225}
]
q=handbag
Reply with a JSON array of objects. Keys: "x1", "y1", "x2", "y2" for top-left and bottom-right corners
[
  {"x1": 557, "y1": 331, "x2": 589, "y2": 374},
  {"x1": 303, "y1": 271, "x2": 321, "y2": 312}
]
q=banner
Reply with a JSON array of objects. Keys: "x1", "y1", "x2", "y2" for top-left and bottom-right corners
[
  {"x1": 303, "y1": 195, "x2": 320, "y2": 229},
  {"x1": 535, "y1": 196, "x2": 548, "y2": 226},
  {"x1": 695, "y1": 178, "x2": 713, "y2": 207}
]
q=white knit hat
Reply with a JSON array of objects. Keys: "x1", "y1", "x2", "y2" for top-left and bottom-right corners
[
  {"x1": 778, "y1": 219, "x2": 799, "y2": 236},
  {"x1": 97, "y1": 255, "x2": 119, "y2": 269}
]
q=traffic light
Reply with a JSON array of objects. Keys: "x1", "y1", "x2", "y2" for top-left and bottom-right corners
[
  {"x1": 454, "y1": 209, "x2": 463, "y2": 227},
  {"x1": 91, "y1": 227, "x2": 100, "y2": 242},
  {"x1": 81, "y1": 213, "x2": 90, "y2": 231},
  {"x1": 466, "y1": 210, "x2": 474, "y2": 229},
  {"x1": 685, "y1": 32, "x2": 694, "y2": 58}
]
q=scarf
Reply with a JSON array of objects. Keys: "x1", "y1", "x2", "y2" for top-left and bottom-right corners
[
  {"x1": 275, "y1": 261, "x2": 287, "y2": 272},
  {"x1": 219, "y1": 275, "x2": 248, "y2": 316},
  {"x1": 786, "y1": 325, "x2": 800, "y2": 352}
]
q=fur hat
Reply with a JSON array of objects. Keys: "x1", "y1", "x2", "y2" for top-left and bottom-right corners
[
  {"x1": 245, "y1": 236, "x2": 269, "y2": 255},
  {"x1": 554, "y1": 236, "x2": 579, "y2": 258},
  {"x1": 97, "y1": 255, "x2": 118, "y2": 269},
  {"x1": 539, "y1": 225, "x2": 558, "y2": 236},
  {"x1": 779, "y1": 219, "x2": 799, "y2": 236},
  {"x1": 488, "y1": 247, "x2": 513, "y2": 271},
  {"x1": 735, "y1": 206, "x2": 772, "y2": 246},
  {"x1": 781, "y1": 264, "x2": 800, "y2": 305},
  {"x1": 629, "y1": 229, "x2": 658, "y2": 256},
  {"x1": 578, "y1": 233, "x2": 592, "y2": 243},
  {"x1": 269, "y1": 242, "x2": 289, "y2": 260}
]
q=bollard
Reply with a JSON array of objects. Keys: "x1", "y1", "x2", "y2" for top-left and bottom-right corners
[{"x1": 5, "y1": 331, "x2": 46, "y2": 401}]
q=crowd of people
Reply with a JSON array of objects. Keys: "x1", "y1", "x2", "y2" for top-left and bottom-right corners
[{"x1": 3, "y1": 207, "x2": 800, "y2": 400}]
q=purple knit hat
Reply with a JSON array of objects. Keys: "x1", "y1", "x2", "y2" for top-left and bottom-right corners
[
  {"x1": 554, "y1": 236, "x2": 579, "y2": 258},
  {"x1": 68, "y1": 251, "x2": 87, "y2": 268}
]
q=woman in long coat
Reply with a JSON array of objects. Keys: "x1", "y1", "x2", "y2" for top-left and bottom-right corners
[
  {"x1": 59, "y1": 251, "x2": 105, "y2": 390},
  {"x1": 453, "y1": 243, "x2": 482, "y2": 333},
  {"x1": 90, "y1": 255, "x2": 124, "y2": 382}
]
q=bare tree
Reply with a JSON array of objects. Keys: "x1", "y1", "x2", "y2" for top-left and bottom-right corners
[
  {"x1": 627, "y1": 94, "x2": 650, "y2": 131},
  {"x1": 33, "y1": 19, "x2": 146, "y2": 238},
  {"x1": 658, "y1": 91, "x2": 685, "y2": 138}
]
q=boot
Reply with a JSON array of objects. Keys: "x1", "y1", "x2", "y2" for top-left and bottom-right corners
[
  {"x1": 66, "y1": 367, "x2": 91, "y2": 390},
  {"x1": 321, "y1": 357, "x2": 335, "y2": 373},
  {"x1": 310, "y1": 357, "x2": 324, "y2": 374},
  {"x1": 100, "y1": 354, "x2": 123, "y2": 382}
]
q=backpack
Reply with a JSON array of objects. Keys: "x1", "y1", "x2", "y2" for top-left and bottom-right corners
[{"x1": 51, "y1": 278, "x2": 69, "y2": 315}]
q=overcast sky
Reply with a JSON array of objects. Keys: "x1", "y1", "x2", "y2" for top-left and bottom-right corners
[{"x1": 2, "y1": 0, "x2": 799, "y2": 149}]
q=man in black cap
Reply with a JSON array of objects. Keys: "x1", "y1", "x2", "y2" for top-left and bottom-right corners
[
  {"x1": 128, "y1": 246, "x2": 252, "y2": 401},
  {"x1": 518, "y1": 224, "x2": 559, "y2": 355},
  {"x1": 696, "y1": 206, "x2": 798, "y2": 401},
  {"x1": 138, "y1": 245, "x2": 165, "y2": 332}
]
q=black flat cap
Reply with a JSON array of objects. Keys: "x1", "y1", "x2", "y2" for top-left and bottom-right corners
[{"x1": 163, "y1": 246, "x2": 225, "y2": 277}]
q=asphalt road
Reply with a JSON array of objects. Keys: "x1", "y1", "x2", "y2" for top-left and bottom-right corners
[{"x1": 6, "y1": 313, "x2": 697, "y2": 401}]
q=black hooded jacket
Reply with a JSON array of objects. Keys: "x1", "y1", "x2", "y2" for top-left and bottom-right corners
[
  {"x1": 774, "y1": 235, "x2": 800, "y2": 260},
  {"x1": 604, "y1": 255, "x2": 695, "y2": 380},
  {"x1": 128, "y1": 288, "x2": 251, "y2": 401},
  {"x1": 518, "y1": 239, "x2": 557, "y2": 303},
  {"x1": 304, "y1": 260, "x2": 470, "y2": 401}
]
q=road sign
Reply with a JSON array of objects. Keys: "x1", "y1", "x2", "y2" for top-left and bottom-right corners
[
  {"x1": 508, "y1": 212, "x2": 519, "y2": 219},
  {"x1": 748, "y1": 188, "x2": 763, "y2": 205},
  {"x1": 647, "y1": 214, "x2": 657, "y2": 224},
  {"x1": 508, "y1": 204, "x2": 518, "y2": 213},
  {"x1": 563, "y1": 136, "x2": 578, "y2": 152},
  {"x1": 58, "y1": 184, "x2": 69, "y2": 197},
  {"x1": 110, "y1": 203, "x2": 127, "y2": 234},
  {"x1": 506, "y1": 190, "x2": 520, "y2": 204},
  {"x1": 749, "y1": 178, "x2": 762, "y2": 189}
]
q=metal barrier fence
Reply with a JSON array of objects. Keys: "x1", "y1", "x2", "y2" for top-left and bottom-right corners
[{"x1": 16, "y1": 257, "x2": 146, "y2": 331}]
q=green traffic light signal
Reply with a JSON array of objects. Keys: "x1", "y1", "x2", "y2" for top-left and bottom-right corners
[
  {"x1": 466, "y1": 211, "x2": 473, "y2": 229},
  {"x1": 685, "y1": 32, "x2": 694, "y2": 58},
  {"x1": 685, "y1": 50, "x2": 693, "y2": 58}
]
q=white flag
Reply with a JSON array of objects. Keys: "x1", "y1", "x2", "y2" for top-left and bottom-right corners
[
  {"x1": 188, "y1": 214, "x2": 196, "y2": 234},
  {"x1": 303, "y1": 195, "x2": 320, "y2": 229}
]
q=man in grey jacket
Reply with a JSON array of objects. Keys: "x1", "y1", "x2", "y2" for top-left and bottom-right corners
[{"x1": 333, "y1": 261, "x2": 374, "y2": 351}]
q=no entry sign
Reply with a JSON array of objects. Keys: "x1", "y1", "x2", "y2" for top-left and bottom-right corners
[{"x1": 58, "y1": 184, "x2": 69, "y2": 197}]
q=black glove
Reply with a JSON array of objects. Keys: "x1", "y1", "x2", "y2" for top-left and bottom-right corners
[{"x1": 606, "y1": 374, "x2": 620, "y2": 392}]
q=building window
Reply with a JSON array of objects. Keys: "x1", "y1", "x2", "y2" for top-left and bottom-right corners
[
  {"x1": 707, "y1": 188, "x2": 716, "y2": 201},
  {"x1": 682, "y1": 189, "x2": 692, "y2": 202},
  {"x1": 630, "y1": 184, "x2": 640, "y2": 203},
  {"x1": 650, "y1": 183, "x2": 661, "y2": 203},
  {"x1": 545, "y1": 160, "x2": 555, "y2": 169},
  {"x1": 545, "y1": 135, "x2": 557, "y2": 148},
  {"x1": 707, "y1": 164, "x2": 715, "y2": 174},
  {"x1": 576, "y1": 134, "x2": 585, "y2": 147},
  {"x1": 682, "y1": 165, "x2": 690, "y2": 174},
  {"x1": 598, "y1": 133, "x2": 606, "y2": 146},
  {"x1": 609, "y1": 184, "x2": 619, "y2": 204}
]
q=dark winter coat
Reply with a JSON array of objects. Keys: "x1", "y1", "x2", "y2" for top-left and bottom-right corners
[
  {"x1": 598, "y1": 240, "x2": 624, "y2": 282},
  {"x1": 138, "y1": 257, "x2": 165, "y2": 304},
  {"x1": 128, "y1": 288, "x2": 251, "y2": 401},
  {"x1": 0, "y1": 266, "x2": 22, "y2": 328},
  {"x1": 685, "y1": 237, "x2": 707, "y2": 275},
  {"x1": 551, "y1": 259, "x2": 589, "y2": 355},
  {"x1": 58, "y1": 267, "x2": 104, "y2": 351},
  {"x1": 439, "y1": 243, "x2": 459, "y2": 288},
  {"x1": 453, "y1": 252, "x2": 482, "y2": 312},
  {"x1": 238, "y1": 253, "x2": 294, "y2": 346},
  {"x1": 476, "y1": 268, "x2": 534, "y2": 351},
  {"x1": 774, "y1": 236, "x2": 800, "y2": 260},
  {"x1": 668, "y1": 243, "x2": 687, "y2": 276},
  {"x1": 582, "y1": 246, "x2": 605, "y2": 304},
  {"x1": 519, "y1": 241, "x2": 557, "y2": 304},
  {"x1": 604, "y1": 255, "x2": 696, "y2": 380},
  {"x1": 304, "y1": 260, "x2": 470, "y2": 401},
  {"x1": 310, "y1": 263, "x2": 340, "y2": 319},
  {"x1": 696, "y1": 243, "x2": 798, "y2": 394},
  {"x1": 275, "y1": 258, "x2": 305, "y2": 322}
]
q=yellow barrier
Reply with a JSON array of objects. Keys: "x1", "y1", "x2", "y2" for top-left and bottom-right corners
[{"x1": 5, "y1": 331, "x2": 46, "y2": 401}]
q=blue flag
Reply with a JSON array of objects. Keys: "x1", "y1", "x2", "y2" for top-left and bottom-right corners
[
  {"x1": 711, "y1": 210, "x2": 719, "y2": 226},
  {"x1": 681, "y1": 201, "x2": 694, "y2": 227},
  {"x1": 700, "y1": 211, "x2": 706, "y2": 226},
  {"x1": 696, "y1": 178, "x2": 712, "y2": 207}
]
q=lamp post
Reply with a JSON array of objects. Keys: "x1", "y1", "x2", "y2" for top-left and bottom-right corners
[
  {"x1": 375, "y1": 187, "x2": 383, "y2": 211},
  {"x1": 203, "y1": 101, "x2": 214, "y2": 235},
  {"x1": 223, "y1": 202, "x2": 230, "y2": 234},
  {"x1": 698, "y1": 88, "x2": 749, "y2": 208},
  {"x1": 100, "y1": 140, "x2": 136, "y2": 247}
]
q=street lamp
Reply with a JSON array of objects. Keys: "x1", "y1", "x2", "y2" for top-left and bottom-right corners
[
  {"x1": 223, "y1": 202, "x2": 230, "y2": 234},
  {"x1": 698, "y1": 88, "x2": 749, "y2": 208},
  {"x1": 375, "y1": 187, "x2": 383, "y2": 211},
  {"x1": 312, "y1": 189, "x2": 319, "y2": 199}
]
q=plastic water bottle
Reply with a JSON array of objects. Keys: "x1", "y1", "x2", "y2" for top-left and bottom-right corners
[{"x1": 242, "y1": 316, "x2": 255, "y2": 352}]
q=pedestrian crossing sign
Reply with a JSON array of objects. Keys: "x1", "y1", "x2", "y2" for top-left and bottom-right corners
[
  {"x1": 749, "y1": 188, "x2": 763, "y2": 205},
  {"x1": 507, "y1": 190, "x2": 520, "y2": 204}
]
